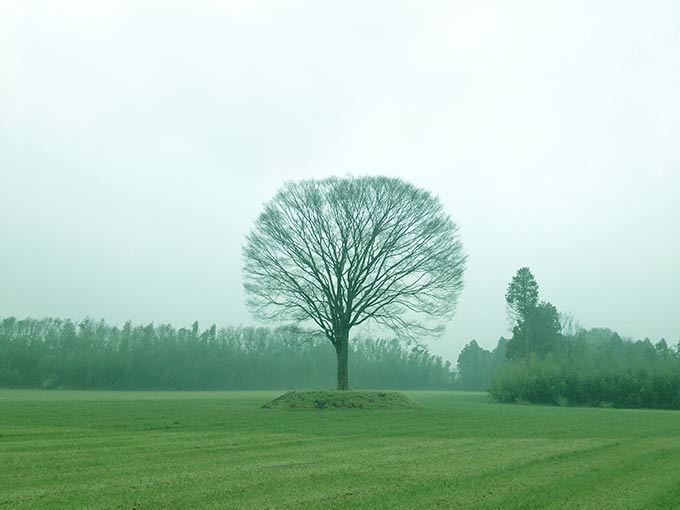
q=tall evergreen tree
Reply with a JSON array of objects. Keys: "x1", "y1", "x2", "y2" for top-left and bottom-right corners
[{"x1": 505, "y1": 267, "x2": 539, "y2": 324}]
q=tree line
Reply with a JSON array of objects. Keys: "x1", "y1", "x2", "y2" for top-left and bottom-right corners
[
  {"x1": 0, "y1": 316, "x2": 455, "y2": 390},
  {"x1": 457, "y1": 267, "x2": 680, "y2": 409}
]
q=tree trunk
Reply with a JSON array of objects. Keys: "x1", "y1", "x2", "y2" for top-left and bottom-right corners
[{"x1": 335, "y1": 328, "x2": 349, "y2": 390}]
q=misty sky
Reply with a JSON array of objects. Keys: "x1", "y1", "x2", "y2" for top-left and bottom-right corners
[{"x1": 2, "y1": 1, "x2": 679, "y2": 361}]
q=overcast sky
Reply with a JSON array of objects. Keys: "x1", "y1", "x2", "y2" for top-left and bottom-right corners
[{"x1": 1, "y1": 1, "x2": 679, "y2": 361}]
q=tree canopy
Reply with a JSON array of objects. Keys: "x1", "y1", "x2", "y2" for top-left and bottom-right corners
[
  {"x1": 505, "y1": 267, "x2": 539, "y2": 324},
  {"x1": 243, "y1": 176, "x2": 467, "y2": 389},
  {"x1": 504, "y1": 267, "x2": 561, "y2": 360}
]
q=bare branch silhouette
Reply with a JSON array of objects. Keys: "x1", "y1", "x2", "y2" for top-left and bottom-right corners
[{"x1": 243, "y1": 176, "x2": 467, "y2": 389}]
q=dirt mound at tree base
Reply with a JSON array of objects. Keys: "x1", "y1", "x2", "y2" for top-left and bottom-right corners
[{"x1": 262, "y1": 390, "x2": 419, "y2": 409}]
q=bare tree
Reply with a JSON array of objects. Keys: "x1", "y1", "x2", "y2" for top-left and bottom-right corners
[
  {"x1": 242, "y1": 176, "x2": 467, "y2": 390},
  {"x1": 559, "y1": 312, "x2": 585, "y2": 362}
]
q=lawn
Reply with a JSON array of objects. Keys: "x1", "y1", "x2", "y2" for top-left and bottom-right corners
[{"x1": 1, "y1": 389, "x2": 679, "y2": 509}]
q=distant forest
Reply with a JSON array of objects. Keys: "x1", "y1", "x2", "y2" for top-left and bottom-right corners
[
  {"x1": 2, "y1": 313, "x2": 678, "y2": 410},
  {"x1": 458, "y1": 267, "x2": 680, "y2": 410},
  {"x1": 0, "y1": 317, "x2": 454, "y2": 390},
  {"x1": 457, "y1": 330, "x2": 680, "y2": 409},
  {"x1": 3, "y1": 265, "x2": 678, "y2": 411}
]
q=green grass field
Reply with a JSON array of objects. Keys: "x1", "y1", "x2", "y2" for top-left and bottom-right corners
[{"x1": 2, "y1": 390, "x2": 680, "y2": 509}]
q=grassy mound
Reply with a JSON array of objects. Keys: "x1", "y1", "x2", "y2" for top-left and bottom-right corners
[{"x1": 262, "y1": 390, "x2": 419, "y2": 409}]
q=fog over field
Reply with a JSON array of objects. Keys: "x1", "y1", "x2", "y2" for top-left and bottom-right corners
[{"x1": 1, "y1": 1, "x2": 679, "y2": 361}]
